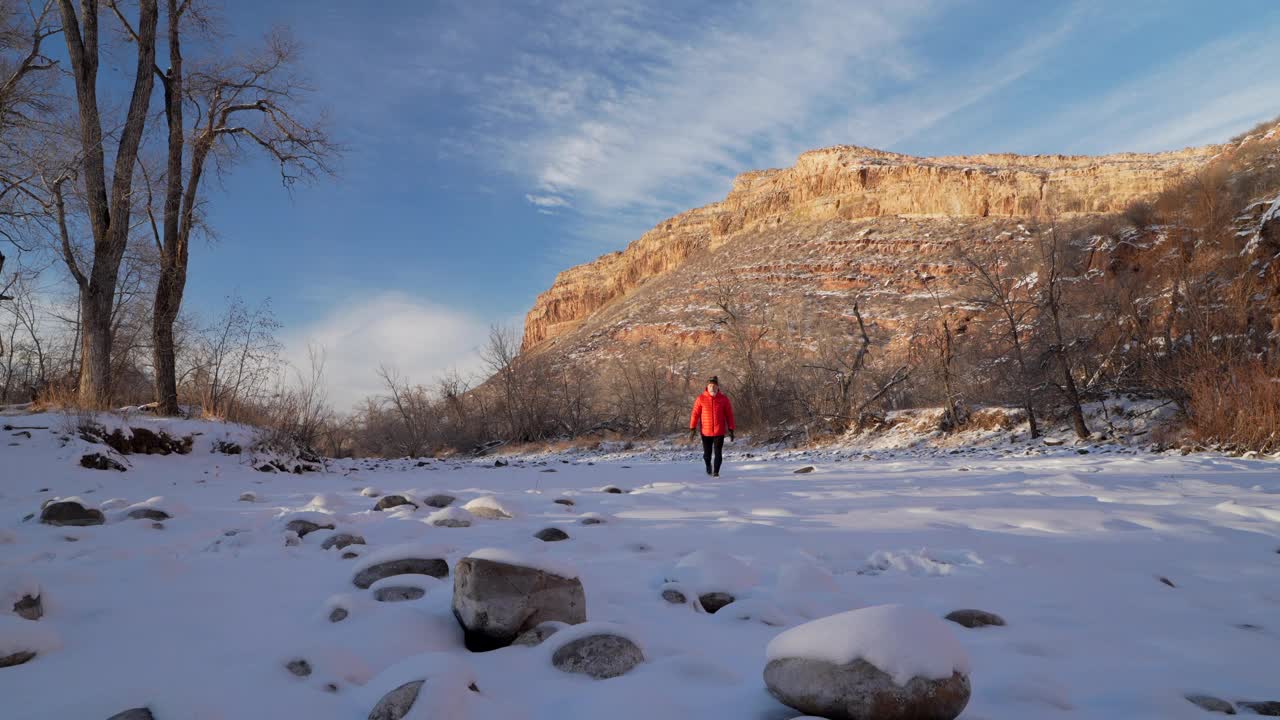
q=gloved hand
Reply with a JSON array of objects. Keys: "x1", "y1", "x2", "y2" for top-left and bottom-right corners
[
  {"x1": 689, "y1": 428, "x2": 697, "y2": 441},
  {"x1": 728, "y1": 430, "x2": 735, "y2": 442}
]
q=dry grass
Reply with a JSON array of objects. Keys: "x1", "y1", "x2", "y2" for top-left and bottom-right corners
[{"x1": 1185, "y1": 359, "x2": 1280, "y2": 451}]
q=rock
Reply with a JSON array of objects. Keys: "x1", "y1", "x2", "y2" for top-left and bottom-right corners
[
  {"x1": 40, "y1": 500, "x2": 104, "y2": 527},
  {"x1": 463, "y1": 497, "x2": 516, "y2": 520},
  {"x1": 151, "y1": 522, "x2": 165, "y2": 530},
  {"x1": 944, "y1": 609, "x2": 1006, "y2": 628},
  {"x1": 329, "y1": 607, "x2": 349, "y2": 623},
  {"x1": 321, "y1": 533, "x2": 366, "y2": 551},
  {"x1": 534, "y1": 527, "x2": 570, "y2": 542},
  {"x1": 494, "y1": 459, "x2": 508, "y2": 467},
  {"x1": 286, "y1": 658, "x2": 312, "y2": 677},
  {"x1": 427, "y1": 507, "x2": 473, "y2": 528},
  {"x1": 13, "y1": 594, "x2": 42, "y2": 621},
  {"x1": 1159, "y1": 576, "x2": 1176, "y2": 588},
  {"x1": 699, "y1": 592, "x2": 735, "y2": 614},
  {"x1": 541, "y1": 468, "x2": 558, "y2": 473},
  {"x1": 368, "y1": 680, "x2": 424, "y2": 720},
  {"x1": 342, "y1": 552, "x2": 359, "y2": 559},
  {"x1": 551, "y1": 634, "x2": 644, "y2": 679},
  {"x1": 553, "y1": 497, "x2": 575, "y2": 506},
  {"x1": 1238, "y1": 701, "x2": 1280, "y2": 716},
  {"x1": 580, "y1": 514, "x2": 606, "y2": 525},
  {"x1": 353, "y1": 558, "x2": 449, "y2": 589},
  {"x1": 0, "y1": 650, "x2": 37, "y2": 668},
  {"x1": 106, "y1": 709, "x2": 155, "y2": 720},
  {"x1": 602, "y1": 486, "x2": 626, "y2": 494},
  {"x1": 451, "y1": 556, "x2": 586, "y2": 651},
  {"x1": 661, "y1": 588, "x2": 687, "y2": 605},
  {"x1": 512, "y1": 622, "x2": 564, "y2": 647},
  {"x1": 286, "y1": 519, "x2": 334, "y2": 538},
  {"x1": 374, "y1": 495, "x2": 417, "y2": 511},
  {"x1": 283, "y1": 532, "x2": 301, "y2": 547},
  {"x1": 764, "y1": 657, "x2": 970, "y2": 720},
  {"x1": 374, "y1": 586, "x2": 425, "y2": 602},
  {"x1": 793, "y1": 466, "x2": 816, "y2": 474},
  {"x1": 423, "y1": 494, "x2": 455, "y2": 508},
  {"x1": 127, "y1": 508, "x2": 171, "y2": 522},
  {"x1": 238, "y1": 492, "x2": 256, "y2": 502},
  {"x1": 80, "y1": 453, "x2": 126, "y2": 471},
  {"x1": 360, "y1": 487, "x2": 381, "y2": 497},
  {"x1": 214, "y1": 440, "x2": 242, "y2": 455},
  {"x1": 1185, "y1": 695, "x2": 1236, "y2": 714},
  {"x1": 1043, "y1": 437, "x2": 1065, "y2": 446}
]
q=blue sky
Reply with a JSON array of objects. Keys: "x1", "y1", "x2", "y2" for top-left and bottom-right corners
[{"x1": 179, "y1": 0, "x2": 1280, "y2": 406}]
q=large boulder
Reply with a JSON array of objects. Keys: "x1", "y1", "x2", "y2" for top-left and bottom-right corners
[
  {"x1": 551, "y1": 632, "x2": 644, "y2": 679},
  {"x1": 40, "y1": 499, "x2": 104, "y2": 527},
  {"x1": 452, "y1": 553, "x2": 585, "y2": 651},
  {"x1": 764, "y1": 605, "x2": 971, "y2": 720}
]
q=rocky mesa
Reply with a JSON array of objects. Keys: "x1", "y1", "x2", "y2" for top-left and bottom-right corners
[{"x1": 521, "y1": 143, "x2": 1221, "y2": 356}]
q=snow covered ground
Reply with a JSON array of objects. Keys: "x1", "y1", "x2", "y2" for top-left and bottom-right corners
[{"x1": 1, "y1": 412, "x2": 1278, "y2": 719}]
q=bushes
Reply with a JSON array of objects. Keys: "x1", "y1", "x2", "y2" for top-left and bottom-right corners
[{"x1": 1185, "y1": 359, "x2": 1280, "y2": 451}]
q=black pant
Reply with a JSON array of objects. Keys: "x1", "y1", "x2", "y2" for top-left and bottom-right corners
[{"x1": 701, "y1": 434, "x2": 724, "y2": 474}]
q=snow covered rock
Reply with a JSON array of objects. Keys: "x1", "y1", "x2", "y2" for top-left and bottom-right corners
[
  {"x1": 462, "y1": 496, "x2": 518, "y2": 520},
  {"x1": 553, "y1": 497, "x2": 575, "y2": 506},
  {"x1": 238, "y1": 492, "x2": 256, "y2": 502},
  {"x1": 353, "y1": 556, "x2": 449, "y2": 589},
  {"x1": 105, "y1": 709, "x2": 154, "y2": 720},
  {"x1": 944, "y1": 609, "x2": 1005, "y2": 629},
  {"x1": 534, "y1": 527, "x2": 570, "y2": 542},
  {"x1": 423, "y1": 494, "x2": 456, "y2": 508},
  {"x1": 668, "y1": 549, "x2": 760, "y2": 598},
  {"x1": 579, "y1": 512, "x2": 610, "y2": 525},
  {"x1": 764, "y1": 605, "x2": 971, "y2": 720},
  {"x1": 794, "y1": 466, "x2": 816, "y2": 474},
  {"x1": 79, "y1": 452, "x2": 126, "y2": 471},
  {"x1": 321, "y1": 533, "x2": 366, "y2": 551},
  {"x1": 285, "y1": 518, "x2": 334, "y2": 538},
  {"x1": 426, "y1": 506, "x2": 472, "y2": 528},
  {"x1": 13, "y1": 593, "x2": 41, "y2": 621},
  {"x1": 126, "y1": 508, "x2": 171, "y2": 522},
  {"x1": 512, "y1": 621, "x2": 566, "y2": 647},
  {"x1": 1185, "y1": 694, "x2": 1235, "y2": 714},
  {"x1": 0, "y1": 615, "x2": 59, "y2": 668},
  {"x1": 1238, "y1": 700, "x2": 1280, "y2": 716},
  {"x1": 286, "y1": 658, "x2": 312, "y2": 677},
  {"x1": 374, "y1": 495, "x2": 417, "y2": 511},
  {"x1": 374, "y1": 586, "x2": 425, "y2": 602},
  {"x1": 550, "y1": 630, "x2": 644, "y2": 679},
  {"x1": 368, "y1": 680, "x2": 424, "y2": 720},
  {"x1": 452, "y1": 552, "x2": 585, "y2": 651},
  {"x1": 661, "y1": 586, "x2": 688, "y2": 605},
  {"x1": 39, "y1": 499, "x2": 104, "y2": 526},
  {"x1": 699, "y1": 591, "x2": 736, "y2": 614},
  {"x1": 602, "y1": 485, "x2": 627, "y2": 494},
  {"x1": 360, "y1": 487, "x2": 381, "y2": 498}
]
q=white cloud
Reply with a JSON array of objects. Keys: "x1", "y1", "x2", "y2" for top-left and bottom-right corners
[
  {"x1": 281, "y1": 292, "x2": 490, "y2": 411},
  {"x1": 525, "y1": 193, "x2": 571, "y2": 208}
]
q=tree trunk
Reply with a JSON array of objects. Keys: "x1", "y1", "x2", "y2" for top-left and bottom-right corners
[
  {"x1": 79, "y1": 285, "x2": 113, "y2": 407},
  {"x1": 151, "y1": 0, "x2": 185, "y2": 415}
]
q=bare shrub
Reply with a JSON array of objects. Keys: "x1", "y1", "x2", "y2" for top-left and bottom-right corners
[{"x1": 1185, "y1": 358, "x2": 1280, "y2": 451}]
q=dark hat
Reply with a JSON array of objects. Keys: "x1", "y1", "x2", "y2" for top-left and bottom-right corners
[{"x1": 707, "y1": 376, "x2": 719, "y2": 385}]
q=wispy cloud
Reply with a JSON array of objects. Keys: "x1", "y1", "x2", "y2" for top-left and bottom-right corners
[
  {"x1": 281, "y1": 292, "x2": 489, "y2": 410},
  {"x1": 525, "y1": 193, "x2": 571, "y2": 209},
  {"x1": 1006, "y1": 24, "x2": 1280, "y2": 154}
]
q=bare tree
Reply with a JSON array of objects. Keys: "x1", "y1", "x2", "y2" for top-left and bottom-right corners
[
  {"x1": 134, "y1": 0, "x2": 334, "y2": 415},
  {"x1": 54, "y1": 0, "x2": 158, "y2": 407},
  {"x1": 916, "y1": 271, "x2": 964, "y2": 431},
  {"x1": 1037, "y1": 224, "x2": 1090, "y2": 438},
  {"x1": 959, "y1": 250, "x2": 1041, "y2": 437},
  {"x1": 376, "y1": 364, "x2": 433, "y2": 457},
  {"x1": 711, "y1": 270, "x2": 772, "y2": 428}
]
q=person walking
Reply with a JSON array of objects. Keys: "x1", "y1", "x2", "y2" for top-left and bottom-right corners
[{"x1": 689, "y1": 376, "x2": 735, "y2": 476}]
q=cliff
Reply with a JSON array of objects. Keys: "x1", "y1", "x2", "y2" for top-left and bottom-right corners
[{"x1": 522, "y1": 143, "x2": 1220, "y2": 353}]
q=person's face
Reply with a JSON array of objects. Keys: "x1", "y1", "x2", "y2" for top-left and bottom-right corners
[{"x1": 707, "y1": 383, "x2": 718, "y2": 395}]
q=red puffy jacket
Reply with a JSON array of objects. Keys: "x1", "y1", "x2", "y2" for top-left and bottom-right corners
[{"x1": 690, "y1": 391, "x2": 735, "y2": 437}]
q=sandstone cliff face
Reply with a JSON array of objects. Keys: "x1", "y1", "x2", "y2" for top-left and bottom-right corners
[{"x1": 522, "y1": 143, "x2": 1221, "y2": 354}]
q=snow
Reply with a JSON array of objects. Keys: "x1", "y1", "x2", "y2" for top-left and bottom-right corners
[
  {"x1": 765, "y1": 604, "x2": 971, "y2": 685},
  {"x1": 462, "y1": 495, "x2": 521, "y2": 518},
  {"x1": 467, "y1": 548, "x2": 579, "y2": 579},
  {"x1": 0, "y1": 410, "x2": 1277, "y2": 719}
]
